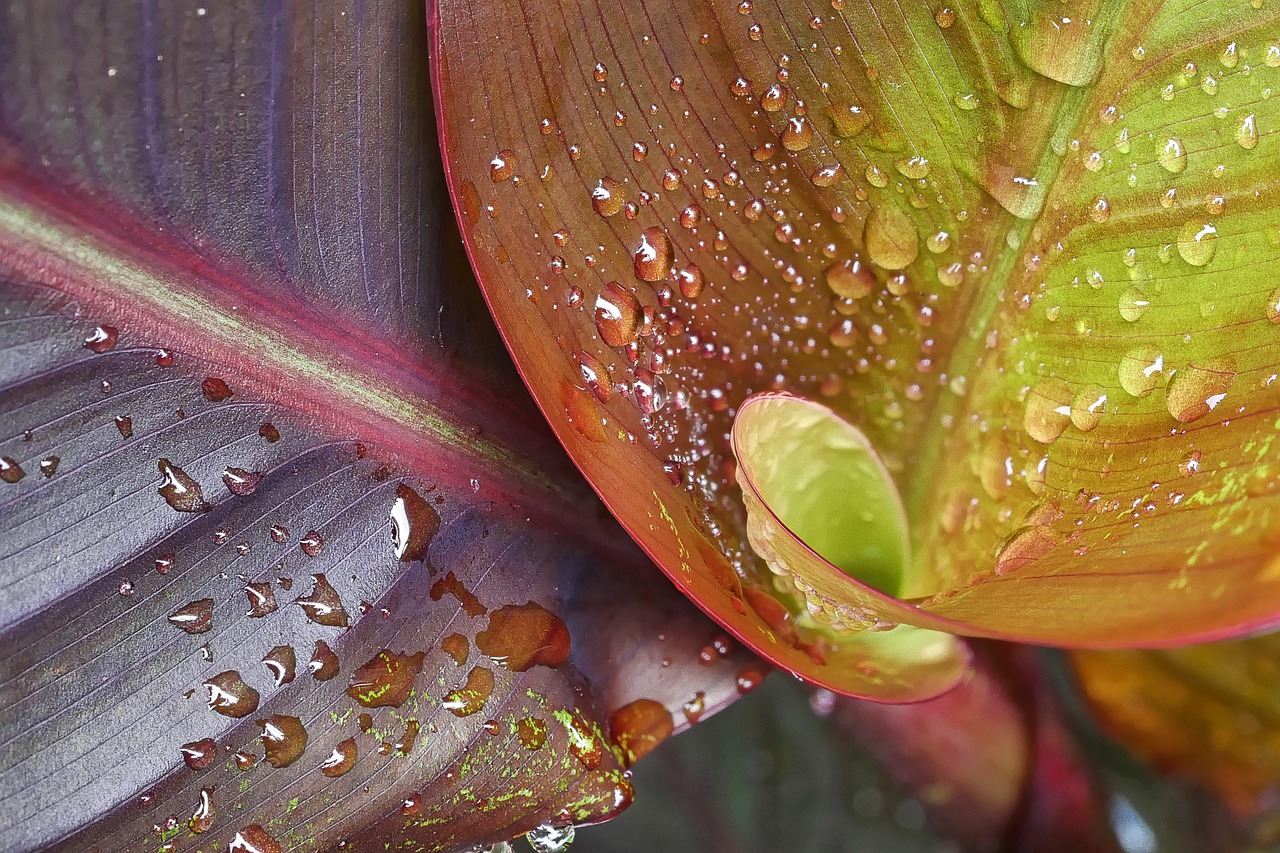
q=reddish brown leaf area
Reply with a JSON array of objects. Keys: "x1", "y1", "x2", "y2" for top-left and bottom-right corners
[{"x1": 431, "y1": 0, "x2": 1280, "y2": 688}]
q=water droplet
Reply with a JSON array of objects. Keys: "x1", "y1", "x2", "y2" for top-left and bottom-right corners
[
  {"x1": 594, "y1": 282, "x2": 642, "y2": 346},
  {"x1": 229, "y1": 825, "x2": 282, "y2": 853},
  {"x1": 894, "y1": 155, "x2": 930, "y2": 179},
  {"x1": 517, "y1": 716, "x2": 549, "y2": 750},
  {"x1": 1158, "y1": 137, "x2": 1187, "y2": 173},
  {"x1": 221, "y1": 467, "x2": 262, "y2": 496},
  {"x1": 84, "y1": 324, "x2": 118, "y2": 353},
  {"x1": 262, "y1": 645, "x2": 296, "y2": 686},
  {"x1": 1118, "y1": 345, "x2": 1164, "y2": 397},
  {"x1": 1118, "y1": 286, "x2": 1150, "y2": 322},
  {"x1": 980, "y1": 167, "x2": 1044, "y2": 219},
  {"x1": 826, "y1": 102, "x2": 870, "y2": 136},
  {"x1": 390, "y1": 483, "x2": 440, "y2": 561},
  {"x1": 158, "y1": 459, "x2": 210, "y2": 512},
  {"x1": 233, "y1": 750, "x2": 257, "y2": 771},
  {"x1": 295, "y1": 574, "x2": 349, "y2": 627},
  {"x1": 994, "y1": 525, "x2": 1060, "y2": 575},
  {"x1": 308, "y1": 640, "x2": 340, "y2": 680},
  {"x1": 442, "y1": 633, "x2": 469, "y2": 665},
  {"x1": 526, "y1": 823, "x2": 575, "y2": 853},
  {"x1": 1012, "y1": 12, "x2": 1102, "y2": 85},
  {"x1": 169, "y1": 598, "x2": 214, "y2": 634},
  {"x1": 346, "y1": 649, "x2": 425, "y2": 707},
  {"x1": 1070, "y1": 385, "x2": 1107, "y2": 432},
  {"x1": 1266, "y1": 285, "x2": 1280, "y2": 323},
  {"x1": 430, "y1": 570, "x2": 487, "y2": 616},
  {"x1": 0, "y1": 457, "x2": 26, "y2": 483},
  {"x1": 203, "y1": 670, "x2": 260, "y2": 718},
  {"x1": 608, "y1": 699, "x2": 673, "y2": 767},
  {"x1": 781, "y1": 116, "x2": 814, "y2": 151},
  {"x1": 258, "y1": 422, "x2": 281, "y2": 442},
  {"x1": 38, "y1": 456, "x2": 58, "y2": 477},
  {"x1": 1024, "y1": 379, "x2": 1072, "y2": 443},
  {"x1": 188, "y1": 787, "x2": 215, "y2": 834},
  {"x1": 442, "y1": 666, "x2": 494, "y2": 716},
  {"x1": 490, "y1": 149, "x2": 515, "y2": 182},
  {"x1": 591, "y1": 177, "x2": 624, "y2": 217},
  {"x1": 200, "y1": 377, "x2": 233, "y2": 401},
  {"x1": 1089, "y1": 195, "x2": 1111, "y2": 223},
  {"x1": 258, "y1": 714, "x2": 308, "y2": 767},
  {"x1": 299, "y1": 530, "x2": 325, "y2": 556},
  {"x1": 475, "y1": 602, "x2": 571, "y2": 671},
  {"x1": 322, "y1": 738, "x2": 358, "y2": 777},
  {"x1": 1176, "y1": 219, "x2": 1217, "y2": 266},
  {"x1": 824, "y1": 259, "x2": 874, "y2": 299},
  {"x1": 1237, "y1": 113, "x2": 1259, "y2": 150},
  {"x1": 1166, "y1": 356, "x2": 1236, "y2": 423},
  {"x1": 863, "y1": 205, "x2": 918, "y2": 270},
  {"x1": 633, "y1": 227, "x2": 674, "y2": 282},
  {"x1": 243, "y1": 582, "x2": 276, "y2": 618},
  {"x1": 180, "y1": 738, "x2": 217, "y2": 770}
]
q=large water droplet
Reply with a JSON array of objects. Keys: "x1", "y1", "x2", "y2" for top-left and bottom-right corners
[
  {"x1": 158, "y1": 459, "x2": 210, "y2": 512},
  {"x1": 429, "y1": 570, "x2": 487, "y2": 616},
  {"x1": 1176, "y1": 219, "x2": 1217, "y2": 266},
  {"x1": 258, "y1": 715, "x2": 308, "y2": 767},
  {"x1": 1118, "y1": 345, "x2": 1164, "y2": 397},
  {"x1": 295, "y1": 574, "x2": 349, "y2": 627},
  {"x1": 244, "y1": 582, "x2": 276, "y2": 618},
  {"x1": 390, "y1": 483, "x2": 439, "y2": 561},
  {"x1": 475, "y1": 603, "x2": 571, "y2": 671},
  {"x1": 1158, "y1": 137, "x2": 1187, "y2": 173},
  {"x1": 526, "y1": 823, "x2": 575, "y2": 853},
  {"x1": 1237, "y1": 113, "x2": 1259, "y2": 150},
  {"x1": 346, "y1": 649, "x2": 426, "y2": 707},
  {"x1": 180, "y1": 738, "x2": 217, "y2": 770},
  {"x1": 228, "y1": 825, "x2": 282, "y2": 853},
  {"x1": 824, "y1": 259, "x2": 874, "y2": 299},
  {"x1": 633, "y1": 227, "x2": 674, "y2": 281},
  {"x1": 1011, "y1": 12, "x2": 1103, "y2": 85},
  {"x1": 594, "y1": 282, "x2": 642, "y2": 347},
  {"x1": 591, "y1": 177, "x2": 624, "y2": 217},
  {"x1": 204, "y1": 671, "x2": 260, "y2": 718},
  {"x1": 200, "y1": 377, "x2": 233, "y2": 402},
  {"x1": 309, "y1": 640, "x2": 340, "y2": 680},
  {"x1": 1023, "y1": 378, "x2": 1072, "y2": 443},
  {"x1": 262, "y1": 645, "x2": 296, "y2": 687},
  {"x1": 863, "y1": 205, "x2": 918, "y2": 270},
  {"x1": 169, "y1": 599, "x2": 214, "y2": 634},
  {"x1": 608, "y1": 699, "x2": 673, "y2": 767},
  {"x1": 1166, "y1": 356, "x2": 1236, "y2": 423},
  {"x1": 442, "y1": 667, "x2": 495, "y2": 716},
  {"x1": 321, "y1": 738, "x2": 358, "y2": 777}
]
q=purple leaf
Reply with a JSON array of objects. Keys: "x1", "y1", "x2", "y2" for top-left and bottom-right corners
[{"x1": 0, "y1": 2, "x2": 753, "y2": 851}]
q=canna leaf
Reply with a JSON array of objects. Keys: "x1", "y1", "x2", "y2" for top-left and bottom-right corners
[
  {"x1": 431, "y1": 0, "x2": 1280, "y2": 695},
  {"x1": 1073, "y1": 636, "x2": 1280, "y2": 821},
  {"x1": 0, "y1": 2, "x2": 753, "y2": 851}
]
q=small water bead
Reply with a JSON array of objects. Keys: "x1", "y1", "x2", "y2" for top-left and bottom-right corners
[
  {"x1": 39, "y1": 456, "x2": 58, "y2": 477},
  {"x1": 1267, "y1": 285, "x2": 1280, "y2": 323},
  {"x1": 244, "y1": 582, "x2": 276, "y2": 618},
  {"x1": 0, "y1": 457, "x2": 25, "y2": 483},
  {"x1": 1176, "y1": 219, "x2": 1218, "y2": 266},
  {"x1": 1180, "y1": 450, "x2": 1203, "y2": 478},
  {"x1": 865, "y1": 164, "x2": 889, "y2": 188},
  {"x1": 1070, "y1": 385, "x2": 1108, "y2": 432},
  {"x1": 1118, "y1": 286, "x2": 1150, "y2": 322},
  {"x1": 632, "y1": 142, "x2": 648, "y2": 161},
  {"x1": 1089, "y1": 196, "x2": 1111, "y2": 223},
  {"x1": 593, "y1": 62, "x2": 607, "y2": 82},
  {"x1": 1237, "y1": 113, "x2": 1259, "y2": 150},
  {"x1": 299, "y1": 530, "x2": 325, "y2": 556},
  {"x1": 591, "y1": 178, "x2": 624, "y2": 217},
  {"x1": 938, "y1": 263, "x2": 964, "y2": 288},
  {"x1": 1166, "y1": 357, "x2": 1236, "y2": 423},
  {"x1": 189, "y1": 787, "x2": 215, "y2": 834},
  {"x1": 925, "y1": 231, "x2": 950, "y2": 253},
  {"x1": 158, "y1": 459, "x2": 210, "y2": 512},
  {"x1": 1024, "y1": 378, "x2": 1073, "y2": 444},
  {"x1": 1158, "y1": 137, "x2": 1187, "y2": 173},
  {"x1": 760, "y1": 83, "x2": 787, "y2": 111},
  {"x1": 1268, "y1": 44, "x2": 1280, "y2": 68},
  {"x1": 1118, "y1": 345, "x2": 1165, "y2": 397}
]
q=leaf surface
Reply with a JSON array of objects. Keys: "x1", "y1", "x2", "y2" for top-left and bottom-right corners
[
  {"x1": 431, "y1": 0, "x2": 1280, "y2": 693},
  {"x1": 0, "y1": 3, "x2": 752, "y2": 851}
]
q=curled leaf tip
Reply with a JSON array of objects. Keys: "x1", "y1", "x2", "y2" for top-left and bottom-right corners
[{"x1": 732, "y1": 392, "x2": 970, "y2": 702}]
